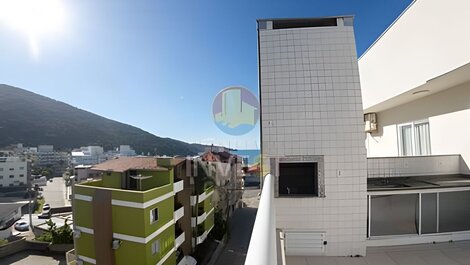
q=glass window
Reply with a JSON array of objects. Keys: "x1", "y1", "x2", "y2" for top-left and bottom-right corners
[
  {"x1": 150, "y1": 208, "x2": 158, "y2": 223},
  {"x1": 398, "y1": 121, "x2": 431, "y2": 156},
  {"x1": 415, "y1": 122, "x2": 431, "y2": 155},
  {"x1": 399, "y1": 124, "x2": 413, "y2": 156},
  {"x1": 9, "y1": 175, "x2": 14, "y2": 178},
  {"x1": 151, "y1": 240, "x2": 160, "y2": 255}
]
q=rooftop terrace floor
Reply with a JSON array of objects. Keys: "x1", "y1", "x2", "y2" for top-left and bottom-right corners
[{"x1": 287, "y1": 240, "x2": 470, "y2": 265}]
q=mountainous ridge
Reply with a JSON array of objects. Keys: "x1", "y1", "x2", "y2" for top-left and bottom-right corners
[{"x1": 0, "y1": 84, "x2": 206, "y2": 155}]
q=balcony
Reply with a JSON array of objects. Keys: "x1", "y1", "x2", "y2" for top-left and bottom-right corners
[
  {"x1": 190, "y1": 186, "x2": 214, "y2": 206},
  {"x1": 175, "y1": 231, "x2": 185, "y2": 249},
  {"x1": 74, "y1": 180, "x2": 174, "y2": 207},
  {"x1": 174, "y1": 179, "x2": 184, "y2": 193},
  {"x1": 196, "y1": 223, "x2": 214, "y2": 245},
  {"x1": 191, "y1": 207, "x2": 214, "y2": 227},
  {"x1": 174, "y1": 204, "x2": 184, "y2": 222}
]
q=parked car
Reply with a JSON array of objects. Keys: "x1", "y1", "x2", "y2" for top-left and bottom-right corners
[
  {"x1": 38, "y1": 210, "x2": 51, "y2": 219},
  {"x1": 14, "y1": 220, "x2": 29, "y2": 231},
  {"x1": 244, "y1": 175, "x2": 260, "y2": 188},
  {"x1": 42, "y1": 204, "x2": 50, "y2": 211}
]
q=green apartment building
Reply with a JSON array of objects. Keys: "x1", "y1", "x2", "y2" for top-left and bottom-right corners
[{"x1": 70, "y1": 157, "x2": 215, "y2": 265}]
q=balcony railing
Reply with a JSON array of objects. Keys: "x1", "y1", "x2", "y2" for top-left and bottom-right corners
[{"x1": 245, "y1": 174, "x2": 277, "y2": 265}]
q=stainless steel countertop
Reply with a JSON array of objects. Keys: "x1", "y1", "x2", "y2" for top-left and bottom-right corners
[{"x1": 367, "y1": 174, "x2": 470, "y2": 191}]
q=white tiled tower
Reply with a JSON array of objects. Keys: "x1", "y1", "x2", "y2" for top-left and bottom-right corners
[{"x1": 258, "y1": 17, "x2": 367, "y2": 256}]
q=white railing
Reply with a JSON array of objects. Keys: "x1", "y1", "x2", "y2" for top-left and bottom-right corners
[
  {"x1": 245, "y1": 174, "x2": 277, "y2": 265},
  {"x1": 175, "y1": 232, "x2": 185, "y2": 248},
  {"x1": 174, "y1": 206, "x2": 184, "y2": 222},
  {"x1": 174, "y1": 179, "x2": 184, "y2": 193}
]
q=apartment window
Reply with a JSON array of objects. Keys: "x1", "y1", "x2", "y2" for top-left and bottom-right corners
[
  {"x1": 9, "y1": 168, "x2": 14, "y2": 171},
  {"x1": 151, "y1": 240, "x2": 160, "y2": 255},
  {"x1": 0, "y1": 176, "x2": 3, "y2": 179},
  {"x1": 19, "y1": 174, "x2": 24, "y2": 177},
  {"x1": 9, "y1": 175, "x2": 14, "y2": 178},
  {"x1": 19, "y1": 167, "x2": 24, "y2": 170},
  {"x1": 279, "y1": 162, "x2": 318, "y2": 196},
  {"x1": 398, "y1": 121, "x2": 431, "y2": 156},
  {"x1": 150, "y1": 208, "x2": 159, "y2": 223}
]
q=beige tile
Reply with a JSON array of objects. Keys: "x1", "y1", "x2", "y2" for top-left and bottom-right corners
[
  {"x1": 305, "y1": 256, "x2": 338, "y2": 265},
  {"x1": 364, "y1": 253, "x2": 397, "y2": 265},
  {"x1": 334, "y1": 257, "x2": 369, "y2": 265},
  {"x1": 286, "y1": 256, "x2": 309, "y2": 265}
]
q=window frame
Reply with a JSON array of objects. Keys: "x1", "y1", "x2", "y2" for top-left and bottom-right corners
[
  {"x1": 150, "y1": 208, "x2": 159, "y2": 224},
  {"x1": 397, "y1": 120, "x2": 431, "y2": 156},
  {"x1": 151, "y1": 239, "x2": 160, "y2": 255}
]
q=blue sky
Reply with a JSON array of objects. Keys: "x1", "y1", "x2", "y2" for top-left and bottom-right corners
[{"x1": 0, "y1": 0, "x2": 412, "y2": 149}]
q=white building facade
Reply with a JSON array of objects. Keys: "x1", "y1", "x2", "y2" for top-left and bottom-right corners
[
  {"x1": 359, "y1": 0, "x2": 470, "y2": 175},
  {"x1": 0, "y1": 156, "x2": 28, "y2": 187},
  {"x1": 258, "y1": 17, "x2": 367, "y2": 256}
]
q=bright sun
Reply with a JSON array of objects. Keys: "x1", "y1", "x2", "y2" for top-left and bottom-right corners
[{"x1": 0, "y1": 0, "x2": 67, "y2": 57}]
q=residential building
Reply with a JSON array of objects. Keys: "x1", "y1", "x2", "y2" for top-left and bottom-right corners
[
  {"x1": 200, "y1": 150, "x2": 243, "y2": 222},
  {"x1": 0, "y1": 156, "x2": 28, "y2": 187},
  {"x1": 72, "y1": 157, "x2": 182, "y2": 265},
  {"x1": 74, "y1": 165, "x2": 100, "y2": 183},
  {"x1": 358, "y1": 0, "x2": 470, "y2": 246},
  {"x1": 119, "y1": 145, "x2": 136, "y2": 157},
  {"x1": 71, "y1": 156, "x2": 216, "y2": 265},
  {"x1": 258, "y1": 16, "x2": 367, "y2": 256},
  {"x1": 71, "y1": 146, "x2": 107, "y2": 166},
  {"x1": 359, "y1": 0, "x2": 470, "y2": 171},
  {"x1": 36, "y1": 145, "x2": 69, "y2": 176}
]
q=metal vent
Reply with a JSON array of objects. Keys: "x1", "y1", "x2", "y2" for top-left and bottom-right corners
[{"x1": 284, "y1": 231, "x2": 326, "y2": 256}]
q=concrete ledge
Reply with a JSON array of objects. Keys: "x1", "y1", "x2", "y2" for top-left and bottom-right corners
[{"x1": 0, "y1": 238, "x2": 27, "y2": 259}]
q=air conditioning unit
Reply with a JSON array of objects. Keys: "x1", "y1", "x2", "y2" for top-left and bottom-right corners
[{"x1": 364, "y1": 113, "x2": 377, "y2": 132}]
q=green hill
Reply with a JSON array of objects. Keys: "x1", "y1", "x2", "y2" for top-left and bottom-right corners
[{"x1": 0, "y1": 84, "x2": 205, "y2": 155}]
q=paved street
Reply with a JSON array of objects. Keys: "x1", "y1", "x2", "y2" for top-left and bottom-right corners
[
  {"x1": 215, "y1": 187, "x2": 260, "y2": 265},
  {"x1": 41, "y1": 177, "x2": 70, "y2": 208}
]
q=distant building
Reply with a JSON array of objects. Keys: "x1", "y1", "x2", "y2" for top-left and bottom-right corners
[
  {"x1": 71, "y1": 146, "x2": 106, "y2": 166},
  {"x1": 200, "y1": 150, "x2": 243, "y2": 220},
  {"x1": 74, "y1": 165, "x2": 100, "y2": 183},
  {"x1": 119, "y1": 145, "x2": 136, "y2": 157},
  {"x1": 36, "y1": 145, "x2": 69, "y2": 176},
  {"x1": 69, "y1": 155, "x2": 242, "y2": 264},
  {"x1": 71, "y1": 157, "x2": 211, "y2": 265},
  {"x1": 232, "y1": 149, "x2": 260, "y2": 166},
  {"x1": 0, "y1": 156, "x2": 28, "y2": 187}
]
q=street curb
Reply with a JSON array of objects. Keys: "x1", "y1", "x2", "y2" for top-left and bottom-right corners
[{"x1": 207, "y1": 235, "x2": 227, "y2": 265}]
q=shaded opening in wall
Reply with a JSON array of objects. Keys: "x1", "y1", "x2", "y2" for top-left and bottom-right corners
[
  {"x1": 279, "y1": 162, "x2": 318, "y2": 196},
  {"x1": 272, "y1": 18, "x2": 337, "y2": 30}
]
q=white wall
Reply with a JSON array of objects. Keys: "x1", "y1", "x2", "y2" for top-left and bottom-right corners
[
  {"x1": 259, "y1": 18, "x2": 367, "y2": 256},
  {"x1": 0, "y1": 157, "x2": 28, "y2": 187},
  {"x1": 359, "y1": 0, "x2": 470, "y2": 109},
  {"x1": 366, "y1": 82, "x2": 470, "y2": 174}
]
